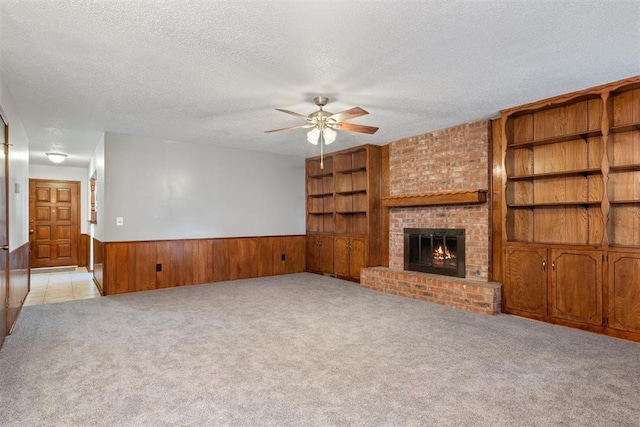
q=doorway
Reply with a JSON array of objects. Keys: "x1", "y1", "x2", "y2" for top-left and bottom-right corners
[{"x1": 29, "y1": 179, "x2": 80, "y2": 268}]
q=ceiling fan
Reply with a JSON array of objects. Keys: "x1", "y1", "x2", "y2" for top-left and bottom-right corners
[{"x1": 265, "y1": 96, "x2": 379, "y2": 167}]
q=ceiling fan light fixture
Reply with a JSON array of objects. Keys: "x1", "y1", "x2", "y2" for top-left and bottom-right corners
[
  {"x1": 323, "y1": 128, "x2": 337, "y2": 145},
  {"x1": 45, "y1": 152, "x2": 67, "y2": 163},
  {"x1": 307, "y1": 128, "x2": 320, "y2": 145},
  {"x1": 307, "y1": 127, "x2": 337, "y2": 145}
]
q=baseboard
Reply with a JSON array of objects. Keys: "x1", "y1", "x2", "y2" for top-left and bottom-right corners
[{"x1": 31, "y1": 266, "x2": 78, "y2": 274}]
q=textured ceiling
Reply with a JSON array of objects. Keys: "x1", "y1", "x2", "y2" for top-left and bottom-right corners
[{"x1": 1, "y1": 0, "x2": 639, "y2": 168}]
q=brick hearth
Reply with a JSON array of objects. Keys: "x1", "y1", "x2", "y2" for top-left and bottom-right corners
[{"x1": 361, "y1": 267, "x2": 501, "y2": 315}]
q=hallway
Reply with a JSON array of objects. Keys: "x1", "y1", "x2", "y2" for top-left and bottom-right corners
[{"x1": 24, "y1": 267, "x2": 101, "y2": 306}]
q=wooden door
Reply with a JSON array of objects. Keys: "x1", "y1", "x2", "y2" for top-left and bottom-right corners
[
  {"x1": 550, "y1": 249, "x2": 602, "y2": 326},
  {"x1": 319, "y1": 235, "x2": 334, "y2": 274},
  {"x1": 504, "y1": 246, "x2": 548, "y2": 316},
  {"x1": 29, "y1": 180, "x2": 80, "y2": 268},
  {"x1": 349, "y1": 237, "x2": 366, "y2": 279},
  {"x1": 334, "y1": 236, "x2": 350, "y2": 277},
  {"x1": 0, "y1": 115, "x2": 8, "y2": 345},
  {"x1": 608, "y1": 252, "x2": 640, "y2": 333}
]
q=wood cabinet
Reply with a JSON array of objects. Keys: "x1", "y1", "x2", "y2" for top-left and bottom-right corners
[
  {"x1": 549, "y1": 249, "x2": 602, "y2": 326},
  {"x1": 608, "y1": 252, "x2": 640, "y2": 334},
  {"x1": 501, "y1": 75, "x2": 640, "y2": 341},
  {"x1": 306, "y1": 234, "x2": 334, "y2": 274},
  {"x1": 306, "y1": 144, "x2": 382, "y2": 281},
  {"x1": 504, "y1": 246, "x2": 547, "y2": 316},
  {"x1": 334, "y1": 236, "x2": 366, "y2": 280}
]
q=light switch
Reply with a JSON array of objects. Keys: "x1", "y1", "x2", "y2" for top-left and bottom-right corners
[{"x1": 116, "y1": 217, "x2": 123, "y2": 226}]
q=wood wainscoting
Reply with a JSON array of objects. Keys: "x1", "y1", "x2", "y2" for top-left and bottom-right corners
[
  {"x1": 100, "y1": 235, "x2": 306, "y2": 295},
  {"x1": 7, "y1": 242, "x2": 29, "y2": 334},
  {"x1": 93, "y1": 238, "x2": 105, "y2": 294},
  {"x1": 79, "y1": 233, "x2": 90, "y2": 268}
]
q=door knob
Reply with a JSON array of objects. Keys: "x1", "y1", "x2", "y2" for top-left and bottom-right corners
[
  {"x1": 29, "y1": 229, "x2": 34, "y2": 234},
  {"x1": 1, "y1": 245, "x2": 9, "y2": 251}
]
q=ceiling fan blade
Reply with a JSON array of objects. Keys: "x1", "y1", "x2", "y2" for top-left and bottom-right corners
[
  {"x1": 338, "y1": 122, "x2": 379, "y2": 134},
  {"x1": 264, "y1": 124, "x2": 313, "y2": 133},
  {"x1": 329, "y1": 107, "x2": 368, "y2": 123},
  {"x1": 275, "y1": 108, "x2": 309, "y2": 119}
]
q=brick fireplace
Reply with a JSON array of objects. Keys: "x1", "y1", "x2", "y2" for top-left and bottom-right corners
[{"x1": 360, "y1": 121, "x2": 501, "y2": 315}]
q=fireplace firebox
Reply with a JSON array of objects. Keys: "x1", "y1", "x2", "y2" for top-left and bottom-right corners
[{"x1": 404, "y1": 228, "x2": 465, "y2": 278}]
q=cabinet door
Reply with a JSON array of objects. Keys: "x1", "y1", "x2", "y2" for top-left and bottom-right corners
[
  {"x1": 306, "y1": 235, "x2": 320, "y2": 273},
  {"x1": 349, "y1": 237, "x2": 366, "y2": 279},
  {"x1": 319, "y1": 235, "x2": 334, "y2": 274},
  {"x1": 608, "y1": 252, "x2": 640, "y2": 333},
  {"x1": 334, "y1": 236, "x2": 350, "y2": 277},
  {"x1": 505, "y1": 246, "x2": 548, "y2": 315},
  {"x1": 550, "y1": 249, "x2": 602, "y2": 326}
]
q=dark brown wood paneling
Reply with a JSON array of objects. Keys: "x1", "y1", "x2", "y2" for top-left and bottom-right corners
[
  {"x1": 213, "y1": 239, "x2": 230, "y2": 283},
  {"x1": 7, "y1": 242, "x2": 30, "y2": 334},
  {"x1": 93, "y1": 238, "x2": 105, "y2": 294},
  {"x1": 228, "y1": 238, "x2": 257, "y2": 280},
  {"x1": 79, "y1": 233, "x2": 89, "y2": 268},
  {"x1": 193, "y1": 239, "x2": 214, "y2": 284},
  {"x1": 155, "y1": 241, "x2": 173, "y2": 289},
  {"x1": 106, "y1": 242, "x2": 133, "y2": 294},
  {"x1": 284, "y1": 235, "x2": 306, "y2": 273},
  {"x1": 101, "y1": 236, "x2": 306, "y2": 295},
  {"x1": 134, "y1": 241, "x2": 157, "y2": 292},
  {"x1": 256, "y1": 237, "x2": 274, "y2": 277}
]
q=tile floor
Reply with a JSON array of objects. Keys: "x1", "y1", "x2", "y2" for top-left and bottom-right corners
[{"x1": 23, "y1": 267, "x2": 102, "y2": 306}]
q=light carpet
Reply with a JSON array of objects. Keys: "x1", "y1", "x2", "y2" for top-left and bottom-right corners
[{"x1": 0, "y1": 273, "x2": 638, "y2": 426}]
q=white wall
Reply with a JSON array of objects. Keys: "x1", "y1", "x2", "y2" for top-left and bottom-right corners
[
  {"x1": 103, "y1": 133, "x2": 305, "y2": 241},
  {"x1": 29, "y1": 164, "x2": 89, "y2": 234},
  {"x1": 0, "y1": 74, "x2": 30, "y2": 250}
]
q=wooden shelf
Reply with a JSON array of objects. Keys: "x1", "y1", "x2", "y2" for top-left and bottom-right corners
[
  {"x1": 508, "y1": 201, "x2": 601, "y2": 208},
  {"x1": 336, "y1": 210, "x2": 367, "y2": 214},
  {"x1": 382, "y1": 190, "x2": 487, "y2": 207},
  {"x1": 610, "y1": 122, "x2": 640, "y2": 134},
  {"x1": 335, "y1": 190, "x2": 366, "y2": 195},
  {"x1": 306, "y1": 144, "x2": 382, "y2": 281},
  {"x1": 610, "y1": 200, "x2": 640, "y2": 205},
  {"x1": 308, "y1": 172, "x2": 334, "y2": 179},
  {"x1": 501, "y1": 76, "x2": 640, "y2": 341},
  {"x1": 508, "y1": 129, "x2": 602, "y2": 149},
  {"x1": 609, "y1": 164, "x2": 640, "y2": 173},
  {"x1": 508, "y1": 168, "x2": 601, "y2": 181},
  {"x1": 335, "y1": 167, "x2": 367, "y2": 174}
]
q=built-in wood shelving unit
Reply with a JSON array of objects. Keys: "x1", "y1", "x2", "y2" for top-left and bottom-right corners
[{"x1": 500, "y1": 75, "x2": 640, "y2": 342}]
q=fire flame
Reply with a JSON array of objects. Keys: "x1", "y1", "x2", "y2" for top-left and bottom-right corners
[{"x1": 434, "y1": 244, "x2": 456, "y2": 260}]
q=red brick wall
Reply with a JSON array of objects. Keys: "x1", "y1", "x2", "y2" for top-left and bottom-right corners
[{"x1": 388, "y1": 121, "x2": 491, "y2": 280}]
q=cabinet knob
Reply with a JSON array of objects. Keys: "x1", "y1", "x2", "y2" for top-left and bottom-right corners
[
  {"x1": 542, "y1": 260, "x2": 546, "y2": 271},
  {"x1": 552, "y1": 261, "x2": 556, "y2": 271}
]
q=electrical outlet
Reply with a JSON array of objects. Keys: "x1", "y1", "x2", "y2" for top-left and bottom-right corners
[
  {"x1": 281, "y1": 254, "x2": 286, "y2": 261},
  {"x1": 156, "y1": 263, "x2": 162, "y2": 272}
]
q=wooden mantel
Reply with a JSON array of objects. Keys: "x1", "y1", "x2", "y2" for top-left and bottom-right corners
[{"x1": 382, "y1": 190, "x2": 487, "y2": 207}]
